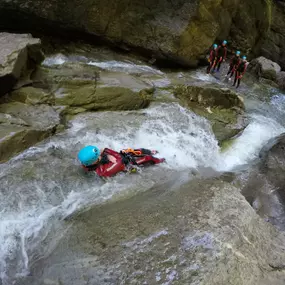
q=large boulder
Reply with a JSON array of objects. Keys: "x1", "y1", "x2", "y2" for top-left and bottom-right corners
[
  {"x1": 32, "y1": 63, "x2": 154, "y2": 115},
  {"x1": 241, "y1": 133, "x2": 285, "y2": 229},
  {"x1": 259, "y1": 133, "x2": 285, "y2": 195},
  {"x1": 0, "y1": 0, "x2": 275, "y2": 67},
  {"x1": 174, "y1": 85, "x2": 246, "y2": 143},
  {"x1": 0, "y1": 102, "x2": 60, "y2": 162},
  {"x1": 248, "y1": 56, "x2": 282, "y2": 81},
  {"x1": 19, "y1": 177, "x2": 285, "y2": 285},
  {"x1": 0, "y1": 33, "x2": 44, "y2": 96}
]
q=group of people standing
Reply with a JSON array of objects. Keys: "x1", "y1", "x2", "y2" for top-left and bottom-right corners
[{"x1": 206, "y1": 40, "x2": 248, "y2": 89}]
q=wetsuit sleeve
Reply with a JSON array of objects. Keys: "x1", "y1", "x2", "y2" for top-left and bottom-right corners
[{"x1": 224, "y1": 47, "x2": 227, "y2": 59}]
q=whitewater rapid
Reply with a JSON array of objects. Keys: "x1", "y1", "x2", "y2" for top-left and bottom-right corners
[{"x1": 1, "y1": 53, "x2": 285, "y2": 284}]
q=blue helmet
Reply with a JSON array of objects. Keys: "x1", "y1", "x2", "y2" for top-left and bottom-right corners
[
  {"x1": 242, "y1": 56, "x2": 247, "y2": 60},
  {"x1": 78, "y1": 145, "x2": 100, "y2": 166},
  {"x1": 213, "y1": 44, "x2": 218, "y2": 49},
  {"x1": 236, "y1": 51, "x2": 241, "y2": 56},
  {"x1": 223, "y1": 40, "x2": 227, "y2": 45}
]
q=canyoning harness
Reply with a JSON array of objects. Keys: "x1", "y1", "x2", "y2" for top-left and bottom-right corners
[{"x1": 120, "y1": 148, "x2": 156, "y2": 165}]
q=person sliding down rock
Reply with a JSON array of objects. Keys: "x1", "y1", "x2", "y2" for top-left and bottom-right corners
[
  {"x1": 233, "y1": 56, "x2": 247, "y2": 89},
  {"x1": 213, "y1": 40, "x2": 227, "y2": 72},
  {"x1": 225, "y1": 50, "x2": 241, "y2": 81},
  {"x1": 206, "y1": 44, "x2": 218, "y2": 74},
  {"x1": 77, "y1": 146, "x2": 165, "y2": 177}
]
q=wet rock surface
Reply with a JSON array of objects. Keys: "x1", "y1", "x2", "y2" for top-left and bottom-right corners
[
  {"x1": 174, "y1": 85, "x2": 247, "y2": 143},
  {"x1": 0, "y1": 102, "x2": 60, "y2": 162},
  {"x1": 18, "y1": 177, "x2": 285, "y2": 285},
  {"x1": 240, "y1": 133, "x2": 285, "y2": 230},
  {"x1": 259, "y1": 133, "x2": 285, "y2": 198},
  {"x1": 32, "y1": 63, "x2": 153, "y2": 115}
]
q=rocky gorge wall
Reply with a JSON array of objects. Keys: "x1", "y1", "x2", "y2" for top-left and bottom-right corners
[{"x1": 0, "y1": 0, "x2": 284, "y2": 69}]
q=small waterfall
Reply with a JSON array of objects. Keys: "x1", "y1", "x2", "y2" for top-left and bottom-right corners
[{"x1": 1, "y1": 51, "x2": 285, "y2": 284}]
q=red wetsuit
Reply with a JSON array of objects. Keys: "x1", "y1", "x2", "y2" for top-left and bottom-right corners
[
  {"x1": 213, "y1": 45, "x2": 227, "y2": 71},
  {"x1": 82, "y1": 148, "x2": 165, "y2": 177}
]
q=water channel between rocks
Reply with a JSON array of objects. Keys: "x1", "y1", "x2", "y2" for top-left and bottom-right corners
[{"x1": 1, "y1": 47, "x2": 285, "y2": 285}]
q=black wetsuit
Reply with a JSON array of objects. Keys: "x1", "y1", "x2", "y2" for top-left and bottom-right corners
[
  {"x1": 213, "y1": 45, "x2": 227, "y2": 71},
  {"x1": 233, "y1": 61, "x2": 247, "y2": 88},
  {"x1": 227, "y1": 55, "x2": 241, "y2": 77}
]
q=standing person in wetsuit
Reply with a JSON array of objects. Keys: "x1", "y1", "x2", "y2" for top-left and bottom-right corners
[
  {"x1": 233, "y1": 56, "x2": 247, "y2": 89},
  {"x1": 225, "y1": 50, "x2": 241, "y2": 81},
  {"x1": 213, "y1": 40, "x2": 227, "y2": 72},
  {"x1": 206, "y1": 44, "x2": 218, "y2": 74},
  {"x1": 77, "y1": 145, "x2": 165, "y2": 178}
]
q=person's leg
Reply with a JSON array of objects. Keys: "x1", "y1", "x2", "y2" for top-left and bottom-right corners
[
  {"x1": 212, "y1": 58, "x2": 218, "y2": 71},
  {"x1": 227, "y1": 65, "x2": 232, "y2": 75},
  {"x1": 236, "y1": 77, "x2": 241, "y2": 88},
  {"x1": 137, "y1": 148, "x2": 152, "y2": 155},
  {"x1": 134, "y1": 155, "x2": 165, "y2": 166},
  {"x1": 233, "y1": 72, "x2": 238, "y2": 86},
  {"x1": 217, "y1": 58, "x2": 223, "y2": 71},
  {"x1": 206, "y1": 62, "x2": 212, "y2": 73}
]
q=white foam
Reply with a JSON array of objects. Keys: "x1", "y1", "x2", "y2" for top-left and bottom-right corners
[
  {"x1": 87, "y1": 60, "x2": 164, "y2": 75},
  {"x1": 271, "y1": 93, "x2": 285, "y2": 112},
  {"x1": 217, "y1": 114, "x2": 285, "y2": 171},
  {"x1": 190, "y1": 71, "x2": 221, "y2": 84},
  {"x1": 133, "y1": 105, "x2": 219, "y2": 169},
  {"x1": 42, "y1": 54, "x2": 67, "y2": 66}
]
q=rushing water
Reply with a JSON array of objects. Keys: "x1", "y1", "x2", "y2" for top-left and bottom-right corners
[{"x1": 1, "y1": 50, "x2": 285, "y2": 284}]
